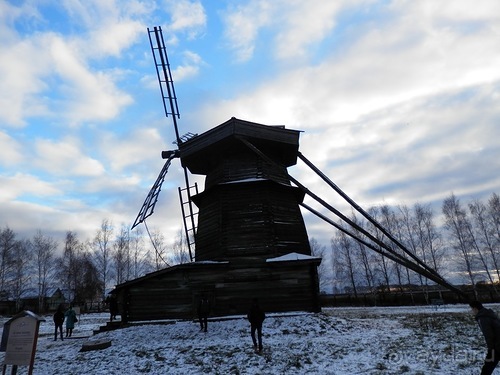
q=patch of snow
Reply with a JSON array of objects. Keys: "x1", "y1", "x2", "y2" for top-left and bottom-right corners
[
  {"x1": 0, "y1": 304, "x2": 491, "y2": 374},
  {"x1": 266, "y1": 252, "x2": 321, "y2": 262}
]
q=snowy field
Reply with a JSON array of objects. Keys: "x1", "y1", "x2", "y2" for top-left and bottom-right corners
[{"x1": 0, "y1": 304, "x2": 493, "y2": 374}]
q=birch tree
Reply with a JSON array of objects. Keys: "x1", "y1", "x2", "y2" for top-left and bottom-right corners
[
  {"x1": 11, "y1": 239, "x2": 32, "y2": 311},
  {"x1": 0, "y1": 226, "x2": 16, "y2": 294},
  {"x1": 442, "y1": 194, "x2": 479, "y2": 298},
  {"x1": 149, "y1": 228, "x2": 169, "y2": 270},
  {"x1": 113, "y1": 225, "x2": 130, "y2": 285},
  {"x1": 469, "y1": 198, "x2": 500, "y2": 282},
  {"x1": 92, "y1": 219, "x2": 114, "y2": 299},
  {"x1": 129, "y1": 228, "x2": 151, "y2": 278},
  {"x1": 57, "y1": 231, "x2": 81, "y2": 303},
  {"x1": 310, "y1": 237, "x2": 329, "y2": 293},
  {"x1": 331, "y1": 230, "x2": 358, "y2": 296},
  {"x1": 169, "y1": 229, "x2": 190, "y2": 265},
  {"x1": 32, "y1": 230, "x2": 58, "y2": 312}
]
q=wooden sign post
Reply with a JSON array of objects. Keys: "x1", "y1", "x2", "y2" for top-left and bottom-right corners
[{"x1": 0, "y1": 311, "x2": 45, "y2": 375}]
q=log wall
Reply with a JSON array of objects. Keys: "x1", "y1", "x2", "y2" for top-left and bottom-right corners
[{"x1": 115, "y1": 259, "x2": 321, "y2": 322}]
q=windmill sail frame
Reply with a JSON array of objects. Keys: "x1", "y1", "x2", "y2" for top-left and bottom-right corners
[
  {"x1": 132, "y1": 26, "x2": 197, "y2": 262},
  {"x1": 131, "y1": 152, "x2": 177, "y2": 230}
]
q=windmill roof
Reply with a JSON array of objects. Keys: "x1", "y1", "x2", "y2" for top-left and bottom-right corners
[{"x1": 179, "y1": 117, "x2": 302, "y2": 174}]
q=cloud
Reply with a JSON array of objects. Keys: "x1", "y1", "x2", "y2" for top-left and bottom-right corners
[
  {"x1": 0, "y1": 2, "x2": 142, "y2": 127},
  {"x1": 97, "y1": 127, "x2": 166, "y2": 173},
  {"x1": 85, "y1": 19, "x2": 145, "y2": 58},
  {"x1": 34, "y1": 136, "x2": 105, "y2": 177},
  {"x1": 273, "y1": 0, "x2": 354, "y2": 60},
  {"x1": 165, "y1": 0, "x2": 206, "y2": 38},
  {"x1": 0, "y1": 35, "x2": 52, "y2": 127},
  {"x1": 183, "y1": 1, "x2": 500, "y2": 234},
  {"x1": 221, "y1": 1, "x2": 274, "y2": 62},
  {"x1": 300, "y1": 82, "x2": 500, "y2": 206},
  {"x1": 204, "y1": 0, "x2": 500, "y2": 128},
  {"x1": 220, "y1": 1, "x2": 371, "y2": 62},
  {"x1": 0, "y1": 132, "x2": 24, "y2": 166},
  {"x1": 171, "y1": 51, "x2": 204, "y2": 81},
  {"x1": 48, "y1": 35, "x2": 134, "y2": 125},
  {"x1": 0, "y1": 173, "x2": 62, "y2": 202}
]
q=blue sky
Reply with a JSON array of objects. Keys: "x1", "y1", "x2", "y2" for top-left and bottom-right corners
[{"x1": 1, "y1": 0, "x2": 499, "y2": 248}]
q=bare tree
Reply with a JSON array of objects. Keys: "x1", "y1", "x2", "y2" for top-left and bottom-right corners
[
  {"x1": 488, "y1": 193, "x2": 500, "y2": 245},
  {"x1": 169, "y1": 229, "x2": 190, "y2": 265},
  {"x1": 469, "y1": 198, "x2": 500, "y2": 282},
  {"x1": 0, "y1": 226, "x2": 16, "y2": 294},
  {"x1": 32, "y1": 230, "x2": 58, "y2": 312},
  {"x1": 129, "y1": 228, "x2": 151, "y2": 278},
  {"x1": 331, "y1": 230, "x2": 358, "y2": 296},
  {"x1": 77, "y1": 251, "x2": 103, "y2": 309},
  {"x1": 149, "y1": 228, "x2": 169, "y2": 271},
  {"x1": 370, "y1": 206, "x2": 394, "y2": 293},
  {"x1": 113, "y1": 225, "x2": 130, "y2": 285},
  {"x1": 92, "y1": 219, "x2": 114, "y2": 299},
  {"x1": 413, "y1": 203, "x2": 445, "y2": 275},
  {"x1": 57, "y1": 231, "x2": 82, "y2": 304},
  {"x1": 399, "y1": 204, "x2": 424, "y2": 289},
  {"x1": 442, "y1": 194, "x2": 479, "y2": 298},
  {"x1": 11, "y1": 239, "x2": 32, "y2": 311},
  {"x1": 310, "y1": 238, "x2": 329, "y2": 293},
  {"x1": 398, "y1": 203, "x2": 447, "y2": 301},
  {"x1": 351, "y1": 213, "x2": 377, "y2": 292}
]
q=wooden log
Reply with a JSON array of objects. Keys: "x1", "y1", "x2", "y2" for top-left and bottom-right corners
[{"x1": 80, "y1": 340, "x2": 112, "y2": 352}]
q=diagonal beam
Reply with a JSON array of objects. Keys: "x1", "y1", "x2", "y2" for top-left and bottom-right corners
[{"x1": 236, "y1": 135, "x2": 469, "y2": 300}]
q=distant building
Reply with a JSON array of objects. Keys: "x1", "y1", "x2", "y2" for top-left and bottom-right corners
[{"x1": 19, "y1": 287, "x2": 67, "y2": 313}]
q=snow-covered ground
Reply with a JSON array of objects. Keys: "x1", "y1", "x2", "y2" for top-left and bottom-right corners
[{"x1": 0, "y1": 304, "x2": 492, "y2": 374}]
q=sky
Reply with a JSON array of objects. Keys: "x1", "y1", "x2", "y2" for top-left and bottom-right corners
[
  {"x1": 1, "y1": 0, "x2": 500, "y2": 250},
  {"x1": 0, "y1": 305, "x2": 490, "y2": 374}
]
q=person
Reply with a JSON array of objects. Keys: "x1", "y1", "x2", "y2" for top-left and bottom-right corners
[
  {"x1": 247, "y1": 298, "x2": 266, "y2": 353},
  {"x1": 106, "y1": 295, "x2": 119, "y2": 322},
  {"x1": 197, "y1": 294, "x2": 211, "y2": 332},
  {"x1": 64, "y1": 305, "x2": 77, "y2": 337},
  {"x1": 53, "y1": 304, "x2": 65, "y2": 341},
  {"x1": 470, "y1": 301, "x2": 500, "y2": 375}
]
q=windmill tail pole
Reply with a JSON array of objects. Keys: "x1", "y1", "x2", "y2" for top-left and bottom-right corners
[
  {"x1": 301, "y1": 197, "x2": 469, "y2": 300},
  {"x1": 301, "y1": 202, "x2": 470, "y2": 301},
  {"x1": 238, "y1": 136, "x2": 470, "y2": 302},
  {"x1": 297, "y1": 151, "x2": 441, "y2": 279}
]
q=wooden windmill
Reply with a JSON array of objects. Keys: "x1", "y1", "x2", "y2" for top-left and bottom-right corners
[
  {"x1": 133, "y1": 27, "x2": 314, "y2": 266},
  {"x1": 118, "y1": 26, "x2": 468, "y2": 323}
]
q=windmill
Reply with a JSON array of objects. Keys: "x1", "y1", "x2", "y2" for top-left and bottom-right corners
[
  {"x1": 122, "y1": 26, "x2": 469, "y2": 322},
  {"x1": 131, "y1": 26, "x2": 197, "y2": 262}
]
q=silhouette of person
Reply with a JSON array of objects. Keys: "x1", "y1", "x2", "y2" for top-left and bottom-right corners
[
  {"x1": 247, "y1": 298, "x2": 266, "y2": 353},
  {"x1": 470, "y1": 301, "x2": 500, "y2": 375},
  {"x1": 53, "y1": 304, "x2": 65, "y2": 341},
  {"x1": 106, "y1": 295, "x2": 119, "y2": 322},
  {"x1": 197, "y1": 294, "x2": 211, "y2": 332}
]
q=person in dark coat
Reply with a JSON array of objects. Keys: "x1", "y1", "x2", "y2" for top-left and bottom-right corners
[
  {"x1": 247, "y1": 298, "x2": 266, "y2": 353},
  {"x1": 106, "y1": 295, "x2": 119, "y2": 322},
  {"x1": 53, "y1": 304, "x2": 65, "y2": 341},
  {"x1": 197, "y1": 294, "x2": 211, "y2": 332},
  {"x1": 470, "y1": 301, "x2": 500, "y2": 375},
  {"x1": 64, "y1": 305, "x2": 77, "y2": 337}
]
